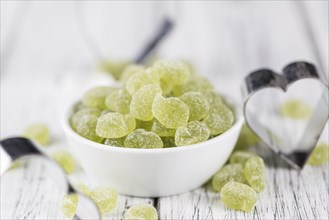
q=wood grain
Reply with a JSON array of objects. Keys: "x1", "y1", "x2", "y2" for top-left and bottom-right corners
[
  {"x1": 1, "y1": 1, "x2": 328, "y2": 219},
  {"x1": 157, "y1": 146, "x2": 329, "y2": 220}
]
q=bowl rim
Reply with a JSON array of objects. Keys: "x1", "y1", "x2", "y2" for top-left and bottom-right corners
[{"x1": 62, "y1": 102, "x2": 244, "y2": 155}]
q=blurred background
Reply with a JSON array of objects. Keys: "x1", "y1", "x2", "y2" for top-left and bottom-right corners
[{"x1": 1, "y1": 0, "x2": 328, "y2": 137}]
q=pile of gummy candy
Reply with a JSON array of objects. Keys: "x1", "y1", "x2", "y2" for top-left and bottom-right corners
[{"x1": 70, "y1": 60, "x2": 234, "y2": 148}]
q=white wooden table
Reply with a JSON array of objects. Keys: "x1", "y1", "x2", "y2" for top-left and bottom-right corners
[{"x1": 1, "y1": 1, "x2": 328, "y2": 219}]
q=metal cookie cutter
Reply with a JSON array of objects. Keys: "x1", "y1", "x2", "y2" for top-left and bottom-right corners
[{"x1": 242, "y1": 61, "x2": 329, "y2": 169}]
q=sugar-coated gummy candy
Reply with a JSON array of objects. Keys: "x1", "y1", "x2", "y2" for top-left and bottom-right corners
[
  {"x1": 235, "y1": 124, "x2": 259, "y2": 150},
  {"x1": 100, "y1": 60, "x2": 129, "y2": 80},
  {"x1": 280, "y1": 99, "x2": 312, "y2": 119},
  {"x1": 51, "y1": 150, "x2": 76, "y2": 174},
  {"x1": 229, "y1": 151, "x2": 256, "y2": 165},
  {"x1": 71, "y1": 107, "x2": 102, "y2": 130},
  {"x1": 61, "y1": 194, "x2": 78, "y2": 219},
  {"x1": 172, "y1": 75, "x2": 213, "y2": 96},
  {"x1": 152, "y1": 95, "x2": 189, "y2": 129},
  {"x1": 307, "y1": 142, "x2": 329, "y2": 166},
  {"x1": 212, "y1": 164, "x2": 244, "y2": 192},
  {"x1": 151, "y1": 119, "x2": 176, "y2": 137},
  {"x1": 120, "y1": 64, "x2": 145, "y2": 83},
  {"x1": 182, "y1": 60, "x2": 195, "y2": 75},
  {"x1": 179, "y1": 92, "x2": 210, "y2": 121},
  {"x1": 126, "y1": 71, "x2": 159, "y2": 95},
  {"x1": 96, "y1": 112, "x2": 136, "y2": 138},
  {"x1": 243, "y1": 156, "x2": 266, "y2": 192},
  {"x1": 101, "y1": 109, "x2": 111, "y2": 116},
  {"x1": 220, "y1": 182, "x2": 257, "y2": 212},
  {"x1": 204, "y1": 90, "x2": 223, "y2": 108},
  {"x1": 130, "y1": 85, "x2": 162, "y2": 121},
  {"x1": 90, "y1": 186, "x2": 118, "y2": 214},
  {"x1": 72, "y1": 102, "x2": 85, "y2": 111},
  {"x1": 125, "y1": 203, "x2": 158, "y2": 220},
  {"x1": 105, "y1": 88, "x2": 131, "y2": 114},
  {"x1": 76, "y1": 183, "x2": 91, "y2": 196},
  {"x1": 105, "y1": 91, "x2": 116, "y2": 111},
  {"x1": 136, "y1": 119, "x2": 154, "y2": 131},
  {"x1": 24, "y1": 123, "x2": 50, "y2": 146},
  {"x1": 153, "y1": 60, "x2": 190, "y2": 85},
  {"x1": 202, "y1": 103, "x2": 234, "y2": 136},
  {"x1": 76, "y1": 115, "x2": 104, "y2": 143},
  {"x1": 160, "y1": 78, "x2": 173, "y2": 96},
  {"x1": 175, "y1": 121, "x2": 210, "y2": 146},
  {"x1": 82, "y1": 87, "x2": 116, "y2": 109},
  {"x1": 194, "y1": 76, "x2": 214, "y2": 91},
  {"x1": 124, "y1": 129, "x2": 163, "y2": 149},
  {"x1": 104, "y1": 137, "x2": 126, "y2": 147},
  {"x1": 125, "y1": 114, "x2": 137, "y2": 133},
  {"x1": 146, "y1": 67, "x2": 161, "y2": 83},
  {"x1": 161, "y1": 137, "x2": 176, "y2": 148}
]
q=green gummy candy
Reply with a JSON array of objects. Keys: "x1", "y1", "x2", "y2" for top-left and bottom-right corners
[
  {"x1": 125, "y1": 114, "x2": 137, "y2": 133},
  {"x1": 151, "y1": 119, "x2": 176, "y2": 137},
  {"x1": 104, "y1": 137, "x2": 126, "y2": 147},
  {"x1": 204, "y1": 90, "x2": 223, "y2": 108},
  {"x1": 75, "y1": 183, "x2": 91, "y2": 196},
  {"x1": 96, "y1": 113, "x2": 136, "y2": 138},
  {"x1": 152, "y1": 95, "x2": 189, "y2": 129},
  {"x1": 120, "y1": 64, "x2": 145, "y2": 83},
  {"x1": 124, "y1": 129, "x2": 163, "y2": 149},
  {"x1": 172, "y1": 75, "x2": 213, "y2": 96},
  {"x1": 99, "y1": 60, "x2": 129, "y2": 80},
  {"x1": 179, "y1": 92, "x2": 210, "y2": 121},
  {"x1": 229, "y1": 151, "x2": 256, "y2": 165},
  {"x1": 161, "y1": 137, "x2": 176, "y2": 148},
  {"x1": 71, "y1": 107, "x2": 102, "y2": 130},
  {"x1": 72, "y1": 102, "x2": 86, "y2": 111},
  {"x1": 220, "y1": 182, "x2": 257, "y2": 212},
  {"x1": 153, "y1": 60, "x2": 190, "y2": 85},
  {"x1": 235, "y1": 124, "x2": 259, "y2": 150},
  {"x1": 105, "y1": 88, "x2": 131, "y2": 114},
  {"x1": 130, "y1": 84, "x2": 162, "y2": 121},
  {"x1": 51, "y1": 150, "x2": 76, "y2": 174},
  {"x1": 280, "y1": 99, "x2": 312, "y2": 119},
  {"x1": 76, "y1": 115, "x2": 104, "y2": 143},
  {"x1": 160, "y1": 78, "x2": 173, "y2": 96},
  {"x1": 61, "y1": 194, "x2": 78, "y2": 219},
  {"x1": 136, "y1": 119, "x2": 154, "y2": 131},
  {"x1": 82, "y1": 86, "x2": 116, "y2": 109},
  {"x1": 307, "y1": 142, "x2": 329, "y2": 166},
  {"x1": 101, "y1": 109, "x2": 111, "y2": 116},
  {"x1": 126, "y1": 70, "x2": 159, "y2": 95},
  {"x1": 175, "y1": 121, "x2": 210, "y2": 146},
  {"x1": 202, "y1": 103, "x2": 234, "y2": 136},
  {"x1": 243, "y1": 156, "x2": 266, "y2": 192},
  {"x1": 90, "y1": 186, "x2": 118, "y2": 214},
  {"x1": 24, "y1": 123, "x2": 50, "y2": 146},
  {"x1": 212, "y1": 164, "x2": 244, "y2": 192},
  {"x1": 124, "y1": 203, "x2": 158, "y2": 220}
]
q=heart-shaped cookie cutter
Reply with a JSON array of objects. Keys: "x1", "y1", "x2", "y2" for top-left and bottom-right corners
[{"x1": 242, "y1": 61, "x2": 329, "y2": 169}]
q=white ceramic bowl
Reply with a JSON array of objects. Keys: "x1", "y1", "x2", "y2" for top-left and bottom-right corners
[{"x1": 62, "y1": 103, "x2": 244, "y2": 197}]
